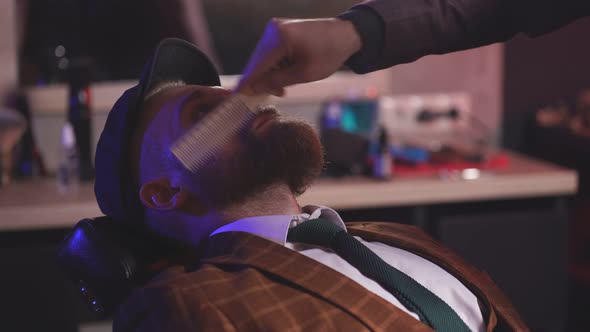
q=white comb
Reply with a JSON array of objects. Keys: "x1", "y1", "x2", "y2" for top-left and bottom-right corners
[{"x1": 171, "y1": 93, "x2": 267, "y2": 173}]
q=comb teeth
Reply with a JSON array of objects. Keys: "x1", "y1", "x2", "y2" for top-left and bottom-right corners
[{"x1": 171, "y1": 94, "x2": 266, "y2": 173}]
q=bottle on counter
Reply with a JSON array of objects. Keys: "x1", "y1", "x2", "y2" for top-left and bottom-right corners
[
  {"x1": 68, "y1": 59, "x2": 94, "y2": 181},
  {"x1": 372, "y1": 126, "x2": 393, "y2": 180},
  {"x1": 57, "y1": 122, "x2": 79, "y2": 193}
]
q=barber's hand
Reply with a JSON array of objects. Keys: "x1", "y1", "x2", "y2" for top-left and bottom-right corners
[{"x1": 236, "y1": 18, "x2": 361, "y2": 97}]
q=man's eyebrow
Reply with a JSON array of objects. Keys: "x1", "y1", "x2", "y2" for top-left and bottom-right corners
[
  {"x1": 179, "y1": 88, "x2": 209, "y2": 113},
  {"x1": 176, "y1": 88, "x2": 213, "y2": 128}
]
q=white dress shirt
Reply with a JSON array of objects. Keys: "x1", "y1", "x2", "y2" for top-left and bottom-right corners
[{"x1": 211, "y1": 205, "x2": 484, "y2": 332}]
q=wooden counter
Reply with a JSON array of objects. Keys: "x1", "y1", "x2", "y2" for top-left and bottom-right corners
[
  {"x1": 300, "y1": 151, "x2": 577, "y2": 209},
  {"x1": 0, "y1": 152, "x2": 577, "y2": 232}
]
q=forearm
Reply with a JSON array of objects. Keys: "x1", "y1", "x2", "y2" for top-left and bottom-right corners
[{"x1": 340, "y1": 0, "x2": 590, "y2": 73}]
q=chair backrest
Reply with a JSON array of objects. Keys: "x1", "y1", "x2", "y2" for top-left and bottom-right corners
[{"x1": 57, "y1": 217, "x2": 168, "y2": 316}]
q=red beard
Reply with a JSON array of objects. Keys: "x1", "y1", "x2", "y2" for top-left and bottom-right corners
[{"x1": 185, "y1": 107, "x2": 324, "y2": 209}]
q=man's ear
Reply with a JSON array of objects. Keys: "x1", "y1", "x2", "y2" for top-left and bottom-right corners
[{"x1": 139, "y1": 178, "x2": 188, "y2": 211}]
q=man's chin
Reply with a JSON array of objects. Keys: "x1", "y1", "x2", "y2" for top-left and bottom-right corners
[{"x1": 262, "y1": 118, "x2": 324, "y2": 195}]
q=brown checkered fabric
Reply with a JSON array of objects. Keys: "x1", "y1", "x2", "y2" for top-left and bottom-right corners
[{"x1": 114, "y1": 222, "x2": 528, "y2": 332}]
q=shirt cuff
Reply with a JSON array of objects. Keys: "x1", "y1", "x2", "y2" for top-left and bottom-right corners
[{"x1": 337, "y1": 6, "x2": 385, "y2": 74}]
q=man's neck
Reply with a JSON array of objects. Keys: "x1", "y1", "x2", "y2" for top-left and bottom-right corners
[{"x1": 218, "y1": 183, "x2": 301, "y2": 224}]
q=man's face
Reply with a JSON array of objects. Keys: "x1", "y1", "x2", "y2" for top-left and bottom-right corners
[{"x1": 139, "y1": 84, "x2": 324, "y2": 211}]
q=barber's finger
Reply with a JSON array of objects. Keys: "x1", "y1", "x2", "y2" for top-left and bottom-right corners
[
  {"x1": 237, "y1": 19, "x2": 290, "y2": 94},
  {"x1": 246, "y1": 78, "x2": 284, "y2": 96},
  {"x1": 239, "y1": 48, "x2": 286, "y2": 91},
  {"x1": 269, "y1": 87, "x2": 285, "y2": 97},
  {"x1": 238, "y1": 58, "x2": 292, "y2": 95},
  {"x1": 264, "y1": 63, "x2": 314, "y2": 91}
]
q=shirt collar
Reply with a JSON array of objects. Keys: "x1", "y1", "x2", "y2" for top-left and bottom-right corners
[{"x1": 209, "y1": 205, "x2": 347, "y2": 245}]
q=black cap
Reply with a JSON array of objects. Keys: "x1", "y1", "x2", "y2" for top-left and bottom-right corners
[{"x1": 95, "y1": 38, "x2": 220, "y2": 224}]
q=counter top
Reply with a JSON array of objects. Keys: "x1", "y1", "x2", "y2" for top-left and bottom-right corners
[
  {"x1": 0, "y1": 152, "x2": 577, "y2": 232},
  {"x1": 300, "y1": 152, "x2": 577, "y2": 209}
]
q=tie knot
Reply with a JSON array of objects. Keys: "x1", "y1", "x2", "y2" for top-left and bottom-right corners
[{"x1": 287, "y1": 218, "x2": 345, "y2": 247}]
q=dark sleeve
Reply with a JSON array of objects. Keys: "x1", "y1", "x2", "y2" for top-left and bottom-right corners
[
  {"x1": 337, "y1": 7, "x2": 385, "y2": 74},
  {"x1": 339, "y1": 0, "x2": 590, "y2": 73}
]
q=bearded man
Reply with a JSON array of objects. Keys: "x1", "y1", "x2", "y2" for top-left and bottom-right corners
[{"x1": 94, "y1": 38, "x2": 527, "y2": 332}]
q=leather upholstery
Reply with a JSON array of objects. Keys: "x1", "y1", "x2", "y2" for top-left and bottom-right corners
[{"x1": 57, "y1": 217, "x2": 167, "y2": 316}]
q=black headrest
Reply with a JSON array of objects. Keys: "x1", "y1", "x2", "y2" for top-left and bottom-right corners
[{"x1": 57, "y1": 217, "x2": 179, "y2": 316}]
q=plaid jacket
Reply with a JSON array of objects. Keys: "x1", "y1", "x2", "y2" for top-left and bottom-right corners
[{"x1": 114, "y1": 222, "x2": 528, "y2": 331}]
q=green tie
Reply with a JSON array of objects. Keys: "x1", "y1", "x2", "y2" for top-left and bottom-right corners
[{"x1": 287, "y1": 218, "x2": 471, "y2": 332}]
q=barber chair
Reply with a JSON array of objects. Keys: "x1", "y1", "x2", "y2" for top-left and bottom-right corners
[{"x1": 57, "y1": 217, "x2": 180, "y2": 317}]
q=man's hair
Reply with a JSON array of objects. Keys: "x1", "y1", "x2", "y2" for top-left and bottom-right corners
[{"x1": 144, "y1": 80, "x2": 186, "y2": 101}]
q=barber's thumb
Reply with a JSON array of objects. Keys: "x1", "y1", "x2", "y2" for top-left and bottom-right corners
[
  {"x1": 241, "y1": 73, "x2": 288, "y2": 96},
  {"x1": 261, "y1": 66, "x2": 308, "y2": 95},
  {"x1": 235, "y1": 77, "x2": 276, "y2": 96}
]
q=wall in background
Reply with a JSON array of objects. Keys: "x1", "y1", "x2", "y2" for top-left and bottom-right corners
[
  {"x1": 386, "y1": 44, "x2": 504, "y2": 143},
  {"x1": 0, "y1": 0, "x2": 17, "y2": 95},
  {"x1": 25, "y1": 44, "x2": 507, "y2": 172},
  {"x1": 17, "y1": 6, "x2": 590, "y2": 159},
  {"x1": 503, "y1": 17, "x2": 590, "y2": 151}
]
